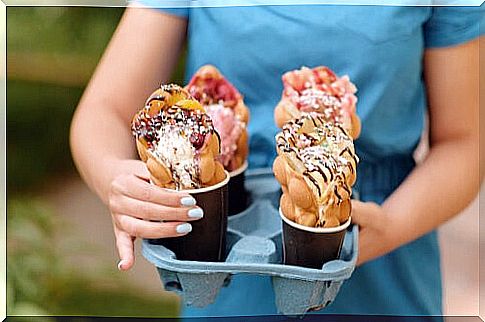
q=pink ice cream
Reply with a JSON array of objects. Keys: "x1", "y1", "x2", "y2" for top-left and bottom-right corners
[{"x1": 206, "y1": 103, "x2": 244, "y2": 171}]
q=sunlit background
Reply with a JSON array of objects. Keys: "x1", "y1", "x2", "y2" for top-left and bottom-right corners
[
  {"x1": 5, "y1": 6, "x2": 481, "y2": 318},
  {"x1": 6, "y1": 7, "x2": 182, "y2": 317}
]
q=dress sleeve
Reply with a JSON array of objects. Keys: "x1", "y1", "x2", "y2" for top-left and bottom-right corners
[
  {"x1": 132, "y1": 0, "x2": 189, "y2": 18},
  {"x1": 424, "y1": 4, "x2": 485, "y2": 48}
]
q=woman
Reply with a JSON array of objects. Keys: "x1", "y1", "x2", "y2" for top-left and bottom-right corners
[{"x1": 70, "y1": 3, "x2": 484, "y2": 317}]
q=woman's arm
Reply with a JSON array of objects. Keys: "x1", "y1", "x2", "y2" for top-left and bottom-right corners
[
  {"x1": 71, "y1": 7, "x2": 186, "y2": 201},
  {"x1": 353, "y1": 37, "x2": 483, "y2": 265},
  {"x1": 70, "y1": 7, "x2": 199, "y2": 271}
]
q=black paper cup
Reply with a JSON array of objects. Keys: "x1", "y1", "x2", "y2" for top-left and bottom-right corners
[
  {"x1": 279, "y1": 208, "x2": 351, "y2": 269},
  {"x1": 228, "y1": 161, "x2": 248, "y2": 216},
  {"x1": 148, "y1": 171, "x2": 230, "y2": 262}
]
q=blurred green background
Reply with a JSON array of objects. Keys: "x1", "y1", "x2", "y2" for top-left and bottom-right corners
[{"x1": 7, "y1": 7, "x2": 184, "y2": 317}]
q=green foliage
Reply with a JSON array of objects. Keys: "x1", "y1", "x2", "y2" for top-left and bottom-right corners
[
  {"x1": 7, "y1": 80, "x2": 82, "y2": 192},
  {"x1": 7, "y1": 7, "x2": 187, "y2": 192},
  {"x1": 7, "y1": 7, "x2": 185, "y2": 318},
  {"x1": 7, "y1": 7, "x2": 124, "y2": 192},
  {"x1": 7, "y1": 198, "x2": 179, "y2": 317},
  {"x1": 7, "y1": 7, "x2": 124, "y2": 61},
  {"x1": 7, "y1": 199, "x2": 59, "y2": 310}
]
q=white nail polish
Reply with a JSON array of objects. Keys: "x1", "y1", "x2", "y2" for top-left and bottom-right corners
[
  {"x1": 176, "y1": 223, "x2": 192, "y2": 234},
  {"x1": 188, "y1": 208, "x2": 204, "y2": 219},
  {"x1": 117, "y1": 260, "x2": 125, "y2": 271},
  {"x1": 180, "y1": 196, "x2": 196, "y2": 207}
]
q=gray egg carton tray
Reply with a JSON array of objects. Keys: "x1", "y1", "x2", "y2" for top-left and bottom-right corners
[{"x1": 142, "y1": 168, "x2": 358, "y2": 316}]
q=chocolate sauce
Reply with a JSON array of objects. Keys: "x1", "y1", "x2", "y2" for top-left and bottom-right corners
[
  {"x1": 275, "y1": 113, "x2": 358, "y2": 208},
  {"x1": 305, "y1": 172, "x2": 322, "y2": 197}
]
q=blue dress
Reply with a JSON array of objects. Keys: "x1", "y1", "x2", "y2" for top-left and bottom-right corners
[{"x1": 138, "y1": 2, "x2": 484, "y2": 317}]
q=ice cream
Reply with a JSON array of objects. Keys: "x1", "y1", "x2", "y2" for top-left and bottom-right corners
[
  {"x1": 131, "y1": 84, "x2": 226, "y2": 190},
  {"x1": 185, "y1": 65, "x2": 249, "y2": 172},
  {"x1": 205, "y1": 103, "x2": 245, "y2": 170},
  {"x1": 273, "y1": 113, "x2": 359, "y2": 228},
  {"x1": 155, "y1": 124, "x2": 197, "y2": 189},
  {"x1": 274, "y1": 66, "x2": 361, "y2": 139}
]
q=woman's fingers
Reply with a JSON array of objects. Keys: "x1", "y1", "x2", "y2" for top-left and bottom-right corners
[
  {"x1": 114, "y1": 214, "x2": 192, "y2": 239},
  {"x1": 111, "y1": 173, "x2": 196, "y2": 208},
  {"x1": 109, "y1": 160, "x2": 198, "y2": 272},
  {"x1": 114, "y1": 225, "x2": 135, "y2": 271},
  {"x1": 110, "y1": 194, "x2": 203, "y2": 221}
]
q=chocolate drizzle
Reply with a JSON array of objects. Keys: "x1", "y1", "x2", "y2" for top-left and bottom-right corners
[
  {"x1": 305, "y1": 172, "x2": 322, "y2": 196},
  {"x1": 275, "y1": 113, "x2": 359, "y2": 226}
]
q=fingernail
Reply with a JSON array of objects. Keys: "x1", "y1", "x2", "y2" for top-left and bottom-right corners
[
  {"x1": 176, "y1": 223, "x2": 192, "y2": 234},
  {"x1": 117, "y1": 260, "x2": 126, "y2": 271},
  {"x1": 188, "y1": 208, "x2": 204, "y2": 219},
  {"x1": 180, "y1": 196, "x2": 196, "y2": 207}
]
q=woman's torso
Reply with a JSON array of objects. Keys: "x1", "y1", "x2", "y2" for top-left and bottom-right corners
[{"x1": 184, "y1": 5, "x2": 432, "y2": 167}]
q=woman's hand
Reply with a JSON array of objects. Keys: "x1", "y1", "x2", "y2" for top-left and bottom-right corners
[
  {"x1": 351, "y1": 200, "x2": 398, "y2": 266},
  {"x1": 107, "y1": 159, "x2": 204, "y2": 271}
]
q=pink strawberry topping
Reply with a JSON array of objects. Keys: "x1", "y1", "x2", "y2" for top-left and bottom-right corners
[
  {"x1": 186, "y1": 69, "x2": 246, "y2": 171},
  {"x1": 282, "y1": 66, "x2": 357, "y2": 120},
  {"x1": 186, "y1": 75, "x2": 241, "y2": 108}
]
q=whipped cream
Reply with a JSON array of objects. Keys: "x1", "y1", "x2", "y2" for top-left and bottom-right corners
[{"x1": 155, "y1": 125, "x2": 198, "y2": 190}]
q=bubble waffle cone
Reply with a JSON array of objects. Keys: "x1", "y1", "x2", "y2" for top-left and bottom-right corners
[
  {"x1": 185, "y1": 65, "x2": 250, "y2": 171},
  {"x1": 274, "y1": 66, "x2": 361, "y2": 139},
  {"x1": 132, "y1": 84, "x2": 226, "y2": 190},
  {"x1": 273, "y1": 113, "x2": 358, "y2": 228}
]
